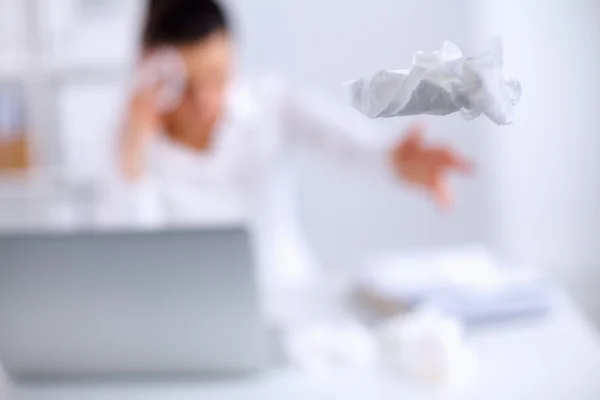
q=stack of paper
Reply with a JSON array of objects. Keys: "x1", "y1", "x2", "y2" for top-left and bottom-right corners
[{"x1": 355, "y1": 246, "x2": 552, "y2": 325}]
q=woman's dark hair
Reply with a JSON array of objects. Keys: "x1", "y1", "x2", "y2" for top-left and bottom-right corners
[{"x1": 142, "y1": 0, "x2": 230, "y2": 49}]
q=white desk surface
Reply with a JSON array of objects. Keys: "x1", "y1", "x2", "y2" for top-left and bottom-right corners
[{"x1": 10, "y1": 289, "x2": 600, "y2": 400}]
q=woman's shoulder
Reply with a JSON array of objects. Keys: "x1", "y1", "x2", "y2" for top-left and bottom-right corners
[{"x1": 228, "y1": 72, "x2": 291, "y2": 115}]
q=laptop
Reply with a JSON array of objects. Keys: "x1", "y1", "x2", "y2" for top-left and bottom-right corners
[{"x1": 0, "y1": 226, "x2": 267, "y2": 381}]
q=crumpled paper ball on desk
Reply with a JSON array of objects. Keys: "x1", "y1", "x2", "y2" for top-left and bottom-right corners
[
  {"x1": 281, "y1": 310, "x2": 477, "y2": 388},
  {"x1": 378, "y1": 308, "x2": 478, "y2": 389}
]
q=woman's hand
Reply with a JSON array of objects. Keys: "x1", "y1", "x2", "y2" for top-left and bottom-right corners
[
  {"x1": 391, "y1": 124, "x2": 473, "y2": 209},
  {"x1": 119, "y1": 49, "x2": 186, "y2": 181},
  {"x1": 120, "y1": 86, "x2": 161, "y2": 181}
]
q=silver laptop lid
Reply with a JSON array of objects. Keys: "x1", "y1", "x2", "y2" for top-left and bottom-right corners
[{"x1": 0, "y1": 227, "x2": 267, "y2": 380}]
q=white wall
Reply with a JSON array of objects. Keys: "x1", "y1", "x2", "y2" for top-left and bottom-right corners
[
  {"x1": 227, "y1": 0, "x2": 486, "y2": 269},
  {"x1": 473, "y1": 0, "x2": 600, "y2": 318}
]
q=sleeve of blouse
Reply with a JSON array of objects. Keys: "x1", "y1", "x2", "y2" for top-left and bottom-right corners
[{"x1": 266, "y1": 77, "x2": 395, "y2": 171}]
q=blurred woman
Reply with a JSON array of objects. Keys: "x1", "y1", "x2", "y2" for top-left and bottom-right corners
[{"x1": 106, "y1": 0, "x2": 472, "y2": 322}]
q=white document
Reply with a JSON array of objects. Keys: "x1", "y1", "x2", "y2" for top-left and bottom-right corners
[{"x1": 356, "y1": 246, "x2": 551, "y2": 323}]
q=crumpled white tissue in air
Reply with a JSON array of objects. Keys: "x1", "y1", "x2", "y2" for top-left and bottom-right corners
[
  {"x1": 344, "y1": 39, "x2": 521, "y2": 125},
  {"x1": 378, "y1": 308, "x2": 478, "y2": 388}
]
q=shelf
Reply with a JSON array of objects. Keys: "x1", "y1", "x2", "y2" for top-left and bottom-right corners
[
  {"x1": 48, "y1": 64, "x2": 132, "y2": 82},
  {"x1": 41, "y1": 57, "x2": 134, "y2": 82},
  {"x1": 2, "y1": 57, "x2": 133, "y2": 82},
  {"x1": 0, "y1": 171, "x2": 45, "y2": 200},
  {"x1": 0, "y1": 56, "x2": 31, "y2": 80},
  {"x1": 0, "y1": 166, "x2": 60, "y2": 183},
  {"x1": 0, "y1": 0, "x2": 144, "y2": 190},
  {"x1": 0, "y1": 166, "x2": 67, "y2": 193}
]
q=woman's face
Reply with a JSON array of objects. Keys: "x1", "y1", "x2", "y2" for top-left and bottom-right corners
[{"x1": 167, "y1": 31, "x2": 234, "y2": 131}]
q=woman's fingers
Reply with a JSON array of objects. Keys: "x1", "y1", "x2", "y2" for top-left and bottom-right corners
[
  {"x1": 137, "y1": 48, "x2": 187, "y2": 113},
  {"x1": 429, "y1": 146, "x2": 473, "y2": 173},
  {"x1": 117, "y1": 50, "x2": 187, "y2": 181},
  {"x1": 431, "y1": 175, "x2": 453, "y2": 209},
  {"x1": 393, "y1": 126, "x2": 474, "y2": 210},
  {"x1": 426, "y1": 148, "x2": 472, "y2": 209},
  {"x1": 447, "y1": 151, "x2": 473, "y2": 174}
]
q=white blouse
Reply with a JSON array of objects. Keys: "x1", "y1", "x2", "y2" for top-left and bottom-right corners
[{"x1": 97, "y1": 76, "x2": 392, "y2": 321}]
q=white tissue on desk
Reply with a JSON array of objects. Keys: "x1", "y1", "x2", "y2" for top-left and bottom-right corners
[
  {"x1": 282, "y1": 311, "x2": 477, "y2": 387},
  {"x1": 378, "y1": 308, "x2": 477, "y2": 387},
  {"x1": 344, "y1": 39, "x2": 521, "y2": 125},
  {"x1": 283, "y1": 321, "x2": 378, "y2": 378}
]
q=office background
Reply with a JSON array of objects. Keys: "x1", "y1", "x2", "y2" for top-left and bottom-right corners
[{"x1": 0, "y1": 0, "x2": 598, "y2": 325}]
